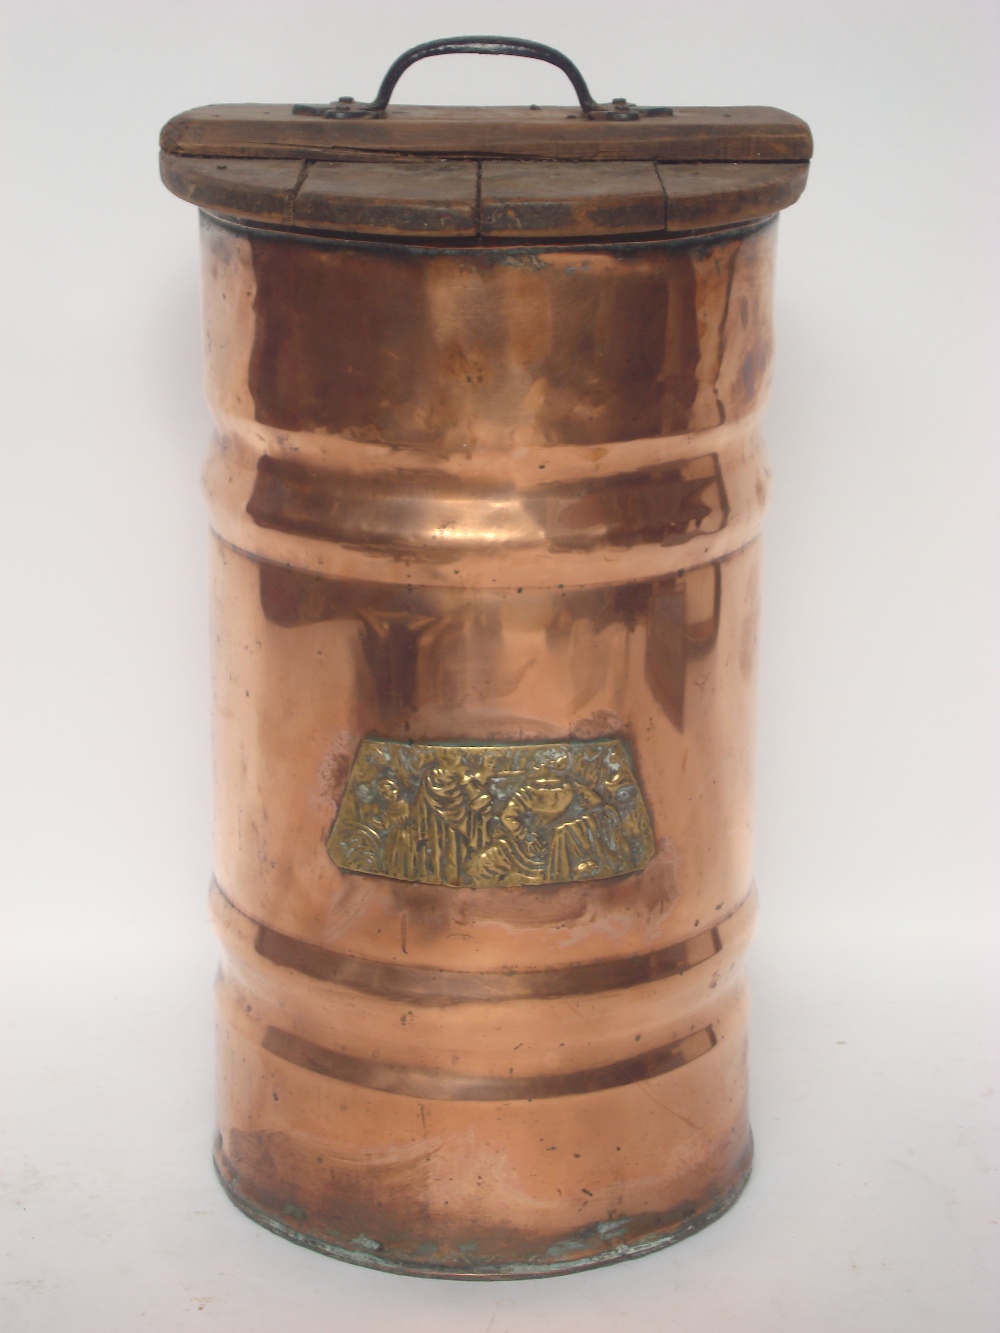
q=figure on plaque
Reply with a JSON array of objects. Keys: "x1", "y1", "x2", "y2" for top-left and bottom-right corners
[
  {"x1": 407, "y1": 747, "x2": 507, "y2": 885},
  {"x1": 327, "y1": 738, "x2": 653, "y2": 889},
  {"x1": 376, "y1": 777, "x2": 420, "y2": 881},
  {"x1": 465, "y1": 745, "x2": 625, "y2": 887}
]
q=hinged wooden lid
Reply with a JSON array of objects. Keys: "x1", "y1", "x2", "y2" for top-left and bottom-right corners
[{"x1": 160, "y1": 36, "x2": 812, "y2": 241}]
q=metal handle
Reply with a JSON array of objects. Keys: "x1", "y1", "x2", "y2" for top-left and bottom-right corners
[
  {"x1": 293, "y1": 34, "x2": 666, "y2": 121},
  {"x1": 370, "y1": 36, "x2": 598, "y2": 115}
]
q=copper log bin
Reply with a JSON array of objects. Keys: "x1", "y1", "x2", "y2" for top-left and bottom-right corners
[{"x1": 160, "y1": 37, "x2": 812, "y2": 1279}]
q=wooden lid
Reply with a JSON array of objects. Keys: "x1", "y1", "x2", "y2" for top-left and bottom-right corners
[{"x1": 160, "y1": 36, "x2": 812, "y2": 241}]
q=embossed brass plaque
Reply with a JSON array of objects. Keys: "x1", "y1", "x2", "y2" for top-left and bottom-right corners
[{"x1": 327, "y1": 738, "x2": 654, "y2": 888}]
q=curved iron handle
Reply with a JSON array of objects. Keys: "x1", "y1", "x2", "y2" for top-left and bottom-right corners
[
  {"x1": 293, "y1": 35, "x2": 665, "y2": 120},
  {"x1": 370, "y1": 36, "x2": 598, "y2": 115}
]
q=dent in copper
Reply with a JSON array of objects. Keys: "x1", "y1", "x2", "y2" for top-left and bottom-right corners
[{"x1": 201, "y1": 212, "x2": 774, "y2": 1276}]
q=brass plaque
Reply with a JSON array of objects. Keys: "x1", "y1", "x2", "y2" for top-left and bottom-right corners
[{"x1": 327, "y1": 738, "x2": 654, "y2": 888}]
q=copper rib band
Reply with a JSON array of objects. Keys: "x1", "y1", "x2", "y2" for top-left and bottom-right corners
[
  {"x1": 246, "y1": 451, "x2": 728, "y2": 556},
  {"x1": 262, "y1": 1024, "x2": 716, "y2": 1101},
  {"x1": 253, "y1": 916, "x2": 724, "y2": 1006}
]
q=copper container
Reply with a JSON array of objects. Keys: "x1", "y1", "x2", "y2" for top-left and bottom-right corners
[{"x1": 160, "y1": 37, "x2": 811, "y2": 1278}]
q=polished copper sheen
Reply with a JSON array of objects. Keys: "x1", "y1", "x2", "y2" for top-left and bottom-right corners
[{"x1": 160, "y1": 37, "x2": 812, "y2": 1278}]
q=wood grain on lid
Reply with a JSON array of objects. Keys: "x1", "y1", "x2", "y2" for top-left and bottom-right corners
[
  {"x1": 161, "y1": 102, "x2": 812, "y2": 163},
  {"x1": 160, "y1": 102, "x2": 811, "y2": 240}
]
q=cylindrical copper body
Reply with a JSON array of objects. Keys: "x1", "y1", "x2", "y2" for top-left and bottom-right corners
[{"x1": 203, "y1": 210, "x2": 774, "y2": 1277}]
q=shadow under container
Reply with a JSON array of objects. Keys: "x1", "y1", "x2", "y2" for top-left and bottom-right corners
[{"x1": 160, "y1": 46, "x2": 811, "y2": 1279}]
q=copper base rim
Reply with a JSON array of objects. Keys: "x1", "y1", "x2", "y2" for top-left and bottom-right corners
[{"x1": 213, "y1": 1146, "x2": 753, "y2": 1281}]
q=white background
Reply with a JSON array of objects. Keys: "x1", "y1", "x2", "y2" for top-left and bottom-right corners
[{"x1": 2, "y1": 1, "x2": 998, "y2": 1329}]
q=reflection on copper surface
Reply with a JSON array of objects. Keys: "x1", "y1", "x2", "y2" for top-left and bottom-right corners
[
  {"x1": 257, "y1": 560, "x2": 722, "y2": 734},
  {"x1": 200, "y1": 211, "x2": 775, "y2": 1274},
  {"x1": 247, "y1": 451, "x2": 728, "y2": 554}
]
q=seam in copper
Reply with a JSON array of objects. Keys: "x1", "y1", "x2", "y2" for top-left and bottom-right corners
[{"x1": 261, "y1": 1024, "x2": 716, "y2": 1100}]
